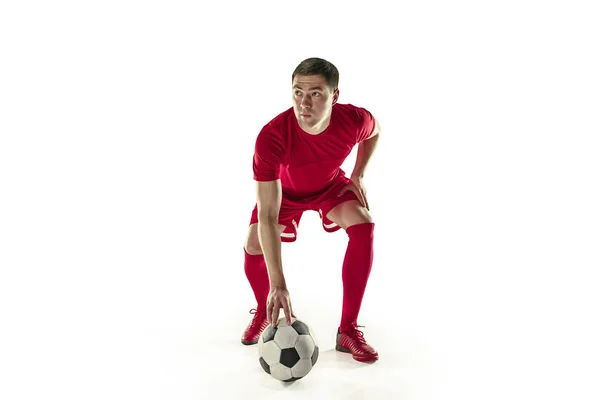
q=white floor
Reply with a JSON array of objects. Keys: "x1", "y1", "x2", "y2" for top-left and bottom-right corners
[{"x1": 4, "y1": 209, "x2": 599, "y2": 400}]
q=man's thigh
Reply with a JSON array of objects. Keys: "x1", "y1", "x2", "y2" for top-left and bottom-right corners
[
  {"x1": 245, "y1": 222, "x2": 288, "y2": 254},
  {"x1": 325, "y1": 199, "x2": 373, "y2": 231},
  {"x1": 312, "y1": 177, "x2": 363, "y2": 232},
  {"x1": 248, "y1": 202, "x2": 305, "y2": 243}
]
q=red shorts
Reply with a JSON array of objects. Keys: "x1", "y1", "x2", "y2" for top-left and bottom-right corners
[{"x1": 249, "y1": 176, "x2": 359, "y2": 242}]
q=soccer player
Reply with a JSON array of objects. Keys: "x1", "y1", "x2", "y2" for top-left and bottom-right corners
[{"x1": 241, "y1": 57, "x2": 381, "y2": 362}]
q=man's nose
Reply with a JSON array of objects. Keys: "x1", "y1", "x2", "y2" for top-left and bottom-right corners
[{"x1": 300, "y1": 95, "x2": 312, "y2": 108}]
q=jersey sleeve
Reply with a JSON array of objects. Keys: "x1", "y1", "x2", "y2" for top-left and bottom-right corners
[
  {"x1": 355, "y1": 107, "x2": 376, "y2": 143},
  {"x1": 252, "y1": 128, "x2": 284, "y2": 181}
]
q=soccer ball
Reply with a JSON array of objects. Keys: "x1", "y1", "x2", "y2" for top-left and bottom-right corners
[{"x1": 258, "y1": 317, "x2": 319, "y2": 381}]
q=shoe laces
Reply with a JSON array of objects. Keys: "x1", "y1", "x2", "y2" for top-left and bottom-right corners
[
  {"x1": 345, "y1": 324, "x2": 367, "y2": 344},
  {"x1": 248, "y1": 308, "x2": 266, "y2": 328}
]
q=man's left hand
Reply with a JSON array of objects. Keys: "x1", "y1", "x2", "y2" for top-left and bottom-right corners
[{"x1": 338, "y1": 176, "x2": 369, "y2": 211}]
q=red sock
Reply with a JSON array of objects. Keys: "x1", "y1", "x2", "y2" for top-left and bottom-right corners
[
  {"x1": 340, "y1": 222, "x2": 375, "y2": 330},
  {"x1": 244, "y1": 249, "x2": 270, "y2": 312}
]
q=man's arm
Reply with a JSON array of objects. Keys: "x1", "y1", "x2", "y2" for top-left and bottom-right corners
[
  {"x1": 256, "y1": 179, "x2": 286, "y2": 288},
  {"x1": 351, "y1": 119, "x2": 381, "y2": 179}
]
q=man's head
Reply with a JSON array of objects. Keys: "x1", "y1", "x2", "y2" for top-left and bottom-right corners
[
  {"x1": 292, "y1": 57, "x2": 339, "y2": 91},
  {"x1": 291, "y1": 57, "x2": 340, "y2": 134}
]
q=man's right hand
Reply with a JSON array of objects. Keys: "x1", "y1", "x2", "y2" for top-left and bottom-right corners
[{"x1": 266, "y1": 286, "x2": 295, "y2": 327}]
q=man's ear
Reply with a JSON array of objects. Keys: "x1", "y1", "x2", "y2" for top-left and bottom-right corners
[{"x1": 332, "y1": 88, "x2": 340, "y2": 105}]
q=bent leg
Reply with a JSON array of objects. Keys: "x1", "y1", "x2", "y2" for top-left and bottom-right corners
[
  {"x1": 326, "y1": 200, "x2": 375, "y2": 329},
  {"x1": 325, "y1": 199, "x2": 373, "y2": 231},
  {"x1": 244, "y1": 223, "x2": 286, "y2": 311},
  {"x1": 241, "y1": 222, "x2": 287, "y2": 345}
]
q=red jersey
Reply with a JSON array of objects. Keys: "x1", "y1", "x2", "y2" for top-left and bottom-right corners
[{"x1": 253, "y1": 103, "x2": 375, "y2": 199}]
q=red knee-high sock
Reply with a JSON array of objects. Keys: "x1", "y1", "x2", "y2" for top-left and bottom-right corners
[
  {"x1": 340, "y1": 222, "x2": 375, "y2": 330},
  {"x1": 244, "y1": 249, "x2": 270, "y2": 312}
]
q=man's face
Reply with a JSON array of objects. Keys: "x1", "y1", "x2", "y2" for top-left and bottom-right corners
[{"x1": 292, "y1": 74, "x2": 339, "y2": 132}]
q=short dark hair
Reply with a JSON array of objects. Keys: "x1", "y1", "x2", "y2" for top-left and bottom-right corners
[{"x1": 292, "y1": 57, "x2": 339, "y2": 91}]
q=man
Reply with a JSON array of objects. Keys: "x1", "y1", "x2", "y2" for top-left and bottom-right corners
[{"x1": 241, "y1": 57, "x2": 381, "y2": 362}]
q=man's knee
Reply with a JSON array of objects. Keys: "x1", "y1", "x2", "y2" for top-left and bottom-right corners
[
  {"x1": 244, "y1": 224, "x2": 262, "y2": 255},
  {"x1": 244, "y1": 223, "x2": 287, "y2": 254},
  {"x1": 346, "y1": 215, "x2": 374, "y2": 230},
  {"x1": 327, "y1": 200, "x2": 373, "y2": 230}
]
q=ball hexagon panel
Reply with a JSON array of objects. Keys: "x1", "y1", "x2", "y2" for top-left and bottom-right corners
[
  {"x1": 261, "y1": 340, "x2": 281, "y2": 366},
  {"x1": 270, "y1": 363, "x2": 293, "y2": 381},
  {"x1": 258, "y1": 335, "x2": 264, "y2": 354},
  {"x1": 291, "y1": 358, "x2": 312, "y2": 378},
  {"x1": 294, "y1": 334, "x2": 315, "y2": 359},
  {"x1": 274, "y1": 326, "x2": 299, "y2": 349}
]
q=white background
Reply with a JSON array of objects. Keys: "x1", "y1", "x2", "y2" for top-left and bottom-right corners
[{"x1": 1, "y1": 1, "x2": 599, "y2": 399}]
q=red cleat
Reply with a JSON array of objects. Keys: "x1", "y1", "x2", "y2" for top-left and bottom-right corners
[
  {"x1": 241, "y1": 308, "x2": 268, "y2": 345},
  {"x1": 335, "y1": 324, "x2": 379, "y2": 362}
]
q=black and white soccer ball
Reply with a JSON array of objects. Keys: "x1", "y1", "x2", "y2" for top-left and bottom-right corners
[{"x1": 258, "y1": 317, "x2": 319, "y2": 381}]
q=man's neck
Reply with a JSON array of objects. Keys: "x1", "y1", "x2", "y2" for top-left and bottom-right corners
[{"x1": 299, "y1": 117, "x2": 331, "y2": 135}]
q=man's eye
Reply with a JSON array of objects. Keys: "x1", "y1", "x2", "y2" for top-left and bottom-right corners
[{"x1": 312, "y1": 92, "x2": 321, "y2": 97}]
